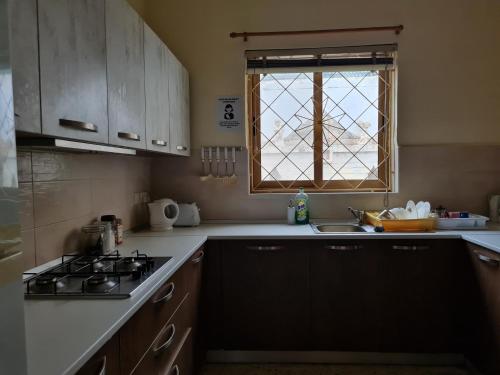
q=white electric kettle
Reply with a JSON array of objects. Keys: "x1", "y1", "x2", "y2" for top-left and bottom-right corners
[{"x1": 148, "y1": 198, "x2": 179, "y2": 231}]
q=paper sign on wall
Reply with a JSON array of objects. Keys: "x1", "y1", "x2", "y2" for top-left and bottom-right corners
[{"x1": 216, "y1": 96, "x2": 242, "y2": 131}]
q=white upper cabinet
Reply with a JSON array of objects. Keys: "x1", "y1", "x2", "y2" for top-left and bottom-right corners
[
  {"x1": 9, "y1": 0, "x2": 41, "y2": 134},
  {"x1": 168, "y1": 51, "x2": 190, "y2": 156},
  {"x1": 144, "y1": 24, "x2": 170, "y2": 153},
  {"x1": 38, "y1": 0, "x2": 109, "y2": 143},
  {"x1": 106, "y1": 0, "x2": 146, "y2": 149}
]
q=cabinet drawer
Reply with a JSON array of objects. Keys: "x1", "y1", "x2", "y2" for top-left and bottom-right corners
[
  {"x1": 166, "y1": 329, "x2": 193, "y2": 375},
  {"x1": 120, "y1": 268, "x2": 188, "y2": 374},
  {"x1": 76, "y1": 334, "x2": 120, "y2": 375},
  {"x1": 131, "y1": 294, "x2": 191, "y2": 375}
]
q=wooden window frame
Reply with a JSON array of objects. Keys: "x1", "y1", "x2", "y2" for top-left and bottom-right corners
[{"x1": 248, "y1": 69, "x2": 393, "y2": 194}]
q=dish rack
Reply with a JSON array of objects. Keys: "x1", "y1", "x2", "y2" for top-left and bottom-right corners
[{"x1": 365, "y1": 211, "x2": 437, "y2": 232}]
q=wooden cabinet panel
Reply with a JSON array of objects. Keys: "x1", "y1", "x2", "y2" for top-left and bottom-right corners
[
  {"x1": 120, "y1": 267, "x2": 187, "y2": 374},
  {"x1": 467, "y1": 243, "x2": 500, "y2": 375},
  {"x1": 76, "y1": 334, "x2": 120, "y2": 375},
  {"x1": 221, "y1": 240, "x2": 309, "y2": 350},
  {"x1": 106, "y1": 0, "x2": 146, "y2": 149},
  {"x1": 38, "y1": 0, "x2": 108, "y2": 143},
  {"x1": 166, "y1": 329, "x2": 194, "y2": 375},
  {"x1": 131, "y1": 294, "x2": 191, "y2": 375},
  {"x1": 144, "y1": 24, "x2": 171, "y2": 153},
  {"x1": 376, "y1": 239, "x2": 468, "y2": 353},
  {"x1": 168, "y1": 51, "x2": 190, "y2": 156},
  {"x1": 310, "y1": 240, "x2": 382, "y2": 351},
  {"x1": 8, "y1": 0, "x2": 41, "y2": 133}
]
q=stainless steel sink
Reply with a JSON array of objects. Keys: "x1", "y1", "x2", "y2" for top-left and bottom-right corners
[{"x1": 311, "y1": 224, "x2": 367, "y2": 233}]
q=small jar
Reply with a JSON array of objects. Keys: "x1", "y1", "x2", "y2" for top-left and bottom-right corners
[{"x1": 115, "y1": 218, "x2": 124, "y2": 245}]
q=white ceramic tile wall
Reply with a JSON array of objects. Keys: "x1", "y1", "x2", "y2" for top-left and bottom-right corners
[{"x1": 16, "y1": 151, "x2": 151, "y2": 269}]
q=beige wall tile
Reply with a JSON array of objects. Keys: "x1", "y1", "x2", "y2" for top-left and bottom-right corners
[
  {"x1": 21, "y1": 230, "x2": 36, "y2": 270},
  {"x1": 31, "y1": 151, "x2": 93, "y2": 182},
  {"x1": 18, "y1": 182, "x2": 34, "y2": 230},
  {"x1": 16, "y1": 151, "x2": 32, "y2": 182},
  {"x1": 35, "y1": 215, "x2": 95, "y2": 265},
  {"x1": 33, "y1": 180, "x2": 92, "y2": 227}
]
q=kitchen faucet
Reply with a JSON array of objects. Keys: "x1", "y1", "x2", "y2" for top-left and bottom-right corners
[{"x1": 348, "y1": 207, "x2": 365, "y2": 226}]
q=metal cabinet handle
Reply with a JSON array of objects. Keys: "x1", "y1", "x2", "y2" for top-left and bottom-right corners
[
  {"x1": 152, "y1": 282, "x2": 175, "y2": 304},
  {"x1": 59, "y1": 119, "x2": 98, "y2": 132},
  {"x1": 153, "y1": 324, "x2": 176, "y2": 355},
  {"x1": 246, "y1": 245, "x2": 284, "y2": 251},
  {"x1": 191, "y1": 250, "x2": 204, "y2": 264},
  {"x1": 152, "y1": 139, "x2": 167, "y2": 146},
  {"x1": 176, "y1": 145, "x2": 188, "y2": 151},
  {"x1": 118, "y1": 131, "x2": 140, "y2": 141},
  {"x1": 392, "y1": 245, "x2": 430, "y2": 251},
  {"x1": 325, "y1": 245, "x2": 362, "y2": 251},
  {"x1": 98, "y1": 355, "x2": 106, "y2": 375},
  {"x1": 170, "y1": 365, "x2": 180, "y2": 375},
  {"x1": 475, "y1": 251, "x2": 499, "y2": 267}
]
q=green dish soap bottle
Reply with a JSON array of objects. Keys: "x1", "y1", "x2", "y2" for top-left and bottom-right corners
[{"x1": 294, "y1": 187, "x2": 310, "y2": 225}]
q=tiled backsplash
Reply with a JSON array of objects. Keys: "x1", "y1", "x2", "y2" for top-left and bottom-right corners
[
  {"x1": 151, "y1": 145, "x2": 500, "y2": 222},
  {"x1": 17, "y1": 150, "x2": 151, "y2": 270}
]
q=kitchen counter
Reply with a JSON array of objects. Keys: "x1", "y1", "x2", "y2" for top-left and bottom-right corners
[
  {"x1": 24, "y1": 223, "x2": 500, "y2": 375},
  {"x1": 130, "y1": 222, "x2": 500, "y2": 243},
  {"x1": 24, "y1": 235, "x2": 206, "y2": 375}
]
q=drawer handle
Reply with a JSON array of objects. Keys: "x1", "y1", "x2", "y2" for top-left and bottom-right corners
[
  {"x1": 325, "y1": 245, "x2": 362, "y2": 251},
  {"x1": 246, "y1": 245, "x2": 284, "y2": 251},
  {"x1": 59, "y1": 119, "x2": 98, "y2": 132},
  {"x1": 475, "y1": 251, "x2": 499, "y2": 267},
  {"x1": 191, "y1": 250, "x2": 204, "y2": 264},
  {"x1": 152, "y1": 139, "x2": 167, "y2": 146},
  {"x1": 153, "y1": 324, "x2": 176, "y2": 355},
  {"x1": 170, "y1": 364, "x2": 180, "y2": 375},
  {"x1": 176, "y1": 145, "x2": 188, "y2": 151},
  {"x1": 152, "y1": 282, "x2": 175, "y2": 304},
  {"x1": 118, "y1": 131, "x2": 140, "y2": 141},
  {"x1": 98, "y1": 355, "x2": 106, "y2": 375},
  {"x1": 392, "y1": 245, "x2": 430, "y2": 251}
]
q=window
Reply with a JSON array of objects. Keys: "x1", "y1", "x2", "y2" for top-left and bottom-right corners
[{"x1": 247, "y1": 45, "x2": 397, "y2": 193}]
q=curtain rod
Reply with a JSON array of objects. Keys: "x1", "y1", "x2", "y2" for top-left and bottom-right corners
[{"x1": 230, "y1": 25, "x2": 404, "y2": 41}]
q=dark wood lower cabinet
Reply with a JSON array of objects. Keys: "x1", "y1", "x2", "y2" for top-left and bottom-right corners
[
  {"x1": 76, "y1": 334, "x2": 120, "y2": 375},
  {"x1": 467, "y1": 243, "x2": 500, "y2": 375},
  {"x1": 220, "y1": 240, "x2": 309, "y2": 350},
  {"x1": 310, "y1": 240, "x2": 382, "y2": 351}
]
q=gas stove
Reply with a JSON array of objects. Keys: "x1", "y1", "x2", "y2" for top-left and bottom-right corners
[{"x1": 23, "y1": 251, "x2": 171, "y2": 299}]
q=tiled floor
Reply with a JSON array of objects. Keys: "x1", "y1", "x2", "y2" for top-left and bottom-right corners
[{"x1": 201, "y1": 364, "x2": 470, "y2": 375}]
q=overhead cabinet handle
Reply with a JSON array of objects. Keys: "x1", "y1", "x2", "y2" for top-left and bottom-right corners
[
  {"x1": 325, "y1": 245, "x2": 363, "y2": 251},
  {"x1": 59, "y1": 119, "x2": 98, "y2": 132},
  {"x1": 191, "y1": 250, "x2": 205, "y2": 264},
  {"x1": 246, "y1": 245, "x2": 285, "y2": 251},
  {"x1": 152, "y1": 282, "x2": 175, "y2": 304},
  {"x1": 475, "y1": 251, "x2": 499, "y2": 267},
  {"x1": 153, "y1": 324, "x2": 176, "y2": 355},
  {"x1": 392, "y1": 245, "x2": 430, "y2": 251},
  {"x1": 152, "y1": 139, "x2": 167, "y2": 146},
  {"x1": 176, "y1": 145, "x2": 188, "y2": 151},
  {"x1": 118, "y1": 132, "x2": 140, "y2": 141}
]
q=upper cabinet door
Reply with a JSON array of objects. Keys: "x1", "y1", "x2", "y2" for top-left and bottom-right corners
[
  {"x1": 9, "y1": 0, "x2": 41, "y2": 134},
  {"x1": 168, "y1": 52, "x2": 190, "y2": 156},
  {"x1": 144, "y1": 24, "x2": 170, "y2": 153},
  {"x1": 38, "y1": 0, "x2": 108, "y2": 143},
  {"x1": 106, "y1": 0, "x2": 146, "y2": 149}
]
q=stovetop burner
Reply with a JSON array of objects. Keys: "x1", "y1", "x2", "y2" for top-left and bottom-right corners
[
  {"x1": 85, "y1": 274, "x2": 118, "y2": 293},
  {"x1": 24, "y1": 251, "x2": 171, "y2": 299}
]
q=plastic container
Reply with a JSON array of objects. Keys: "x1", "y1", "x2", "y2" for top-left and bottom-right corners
[
  {"x1": 294, "y1": 188, "x2": 309, "y2": 225},
  {"x1": 436, "y1": 214, "x2": 489, "y2": 230},
  {"x1": 365, "y1": 211, "x2": 436, "y2": 232}
]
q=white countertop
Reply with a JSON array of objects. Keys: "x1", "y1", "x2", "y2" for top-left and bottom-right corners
[
  {"x1": 129, "y1": 222, "x2": 500, "y2": 241},
  {"x1": 24, "y1": 235, "x2": 206, "y2": 375},
  {"x1": 24, "y1": 222, "x2": 500, "y2": 375}
]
